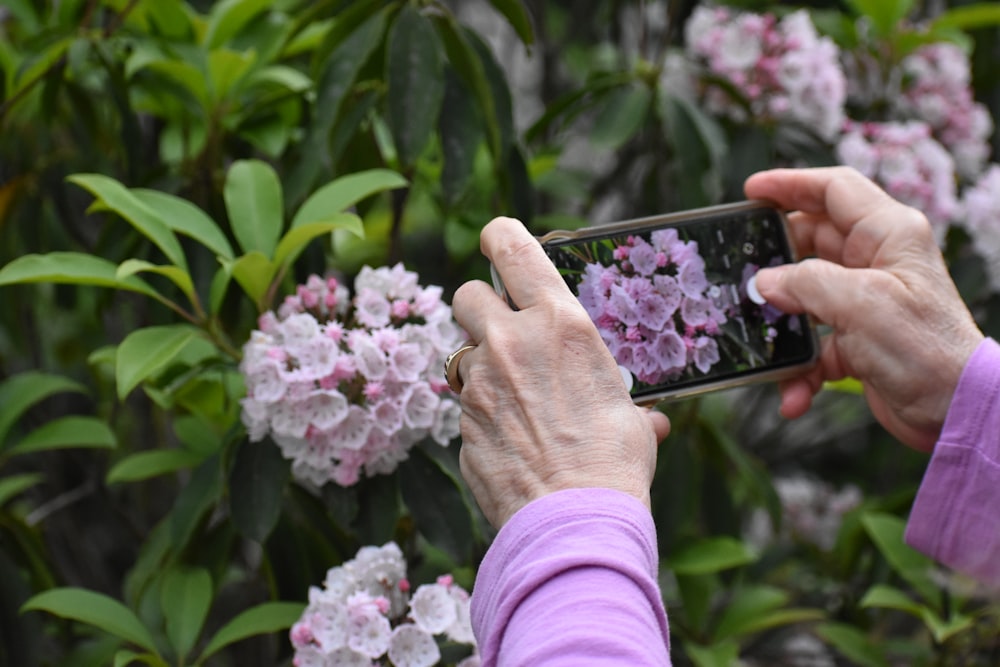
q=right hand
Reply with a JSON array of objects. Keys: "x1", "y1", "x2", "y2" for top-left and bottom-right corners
[{"x1": 744, "y1": 166, "x2": 984, "y2": 452}]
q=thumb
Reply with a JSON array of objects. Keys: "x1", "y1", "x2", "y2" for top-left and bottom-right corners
[{"x1": 754, "y1": 259, "x2": 867, "y2": 329}]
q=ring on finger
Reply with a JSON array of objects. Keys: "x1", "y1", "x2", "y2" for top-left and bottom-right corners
[{"x1": 444, "y1": 343, "x2": 477, "y2": 394}]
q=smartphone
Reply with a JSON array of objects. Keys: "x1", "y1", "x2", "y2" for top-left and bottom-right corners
[{"x1": 492, "y1": 200, "x2": 818, "y2": 405}]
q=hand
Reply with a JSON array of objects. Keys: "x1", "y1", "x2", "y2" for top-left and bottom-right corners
[
  {"x1": 745, "y1": 166, "x2": 984, "y2": 452},
  {"x1": 450, "y1": 217, "x2": 671, "y2": 528}
]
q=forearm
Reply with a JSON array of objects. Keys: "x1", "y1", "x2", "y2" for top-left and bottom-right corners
[
  {"x1": 906, "y1": 337, "x2": 1000, "y2": 584},
  {"x1": 471, "y1": 488, "x2": 671, "y2": 666}
]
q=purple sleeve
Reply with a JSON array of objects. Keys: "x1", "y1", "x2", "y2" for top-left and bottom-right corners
[
  {"x1": 905, "y1": 337, "x2": 1000, "y2": 584},
  {"x1": 470, "y1": 488, "x2": 671, "y2": 666}
]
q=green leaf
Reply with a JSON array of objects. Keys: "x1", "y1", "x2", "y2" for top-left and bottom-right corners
[
  {"x1": 439, "y1": 70, "x2": 483, "y2": 205},
  {"x1": 115, "y1": 325, "x2": 202, "y2": 401},
  {"x1": 227, "y1": 251, "x2": 276, "y2": 309},
  {"x1": 860, "y1": 583, "x2": 923, "y2": 615},
  {"x1": 485, "y1": 0, "x2": 535, "y2": 46},
  {"x1": 203, "y1": 0, "x2": 271, "y2": 48},
  {"x1": 0, "y1": 253, "x2": 161, "y2": 300},
  {"x1": 667, "y1": 537, "x2": 757, "y2": 576},
  {"x1": 68, "y1": 174, "x2": 187, "y2": 271},
  {"x1": 932, "y1": 3, "x2": 1000, "y2": 30},
  {"x1": 590, "y1": 84, "x2": 651, "y2": 149},
  {"x1": 0, "y1": 473, "x2": 44, "y2": 507},
  {"x1": 844, "y1": 0, "x2": 915, "y2": 36},
  {"x1": 198, "y1": 601, "x2": 305, "y2": 661},
  {"x1": 169, "y1": 456, "x2": 222, "y2": 550},
  {"x1": 207, "y1": 49, "x2": 256, "y2": 102},
  {"x1": 106, "y1": 449, "x2": 207, "y2": 485},
  {"x1": 161, "y1": 567, "x2": 212, "y2": 660},
  {"x1": 386, "y1": 5, "x2": 445, "y2": 167},
  {"x1": 274, "y1": 215, "x2": 364, "y2": 268},
  {"x1": 919, "y1": 609, "x2": 974, "y2": 644},
  {"x1": 247, "y1": 65, "x2": 313, "y2": 93},
  {"x1": 131, "y1": 189, "x2": 234, "y2": 260},
  {"x1": 21, "y1": 588, "x2": 159, "y2": 654},
  {"x1": 659, "y1": 92, "x2": 726, "y2": 207},
  {"x1": 0, "y1": 371, "x2": 87, "y2": 447},
  {"x1": 816, "y1": 622, "x2": 889, "y2": 667},
  {"x1": 228, "y1": 439, "x2": 290, "y2": 543},
  {"x1": 209, "y1": 265, "x2": 232, "y2": 315},
  {"x1": 7, "y1": 417, "x2": 116, "y2": 456},
  {"x1": 291, "y1": 169, "x2": 407, "y2": 229},
  {"x1": 399, "y1": 447, "x2": 476, "y2": 564},
  {"x1": 112, "y1": 650, "x2": 167, "y2": 667},
  {"x1": 714, "y1": 586, "x2": 788, "y2": 641},
  {"x1": 825, "y1": 377, "x2": 864, "y2": 395},
  {"x1": 224, "y1": 160, "x2": 284, "y2": 258},
  {"x1": 685, "y1": 639, "x2": 739, "y2": 667},
  {"x1": 861, "y1": 512, "x2": 940, "y2": 607},
  {"x1": 116, "y1": 260, "x2": 195, "y2": 304}
]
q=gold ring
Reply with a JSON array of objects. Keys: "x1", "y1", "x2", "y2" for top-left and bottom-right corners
[{"x1": 444, "y1": 344, "x2": 477, "y2": 394}]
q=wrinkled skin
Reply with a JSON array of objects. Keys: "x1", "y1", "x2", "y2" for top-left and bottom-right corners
[
  {"x1": 451, "y1": 217, "x2": 671, "y2": 528},
  {"x1": 746, "y1": 167, "x2": 984, "y2": 452}
]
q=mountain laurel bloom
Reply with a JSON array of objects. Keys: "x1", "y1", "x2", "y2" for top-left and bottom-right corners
[
  {"x1": 683, "y1": 6, "x2": 846, "y2": 140},
  {"x1": 290, "y1": 543, "x2": 479, "y2": 667},
  {"x1": 240, "y1": 265, "x2": 465, "y2": 488},
  {"x1": 577, "y1": 231, "x2": 731, "y2": 385},
  {"x1": 961, "y1": 164, "x2": 1000, "y2": 292}
]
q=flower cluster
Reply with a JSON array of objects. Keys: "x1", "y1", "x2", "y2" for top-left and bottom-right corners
[
  {"x1": 290, "y1": 542, "x2": 479, "y2": 667},
  {"x1": 961, "y1": 165, "x2": 1000, "y2": 292},
  {"x1": 576, "y1": 229, "x2": 730, "y2": 386},
  {"x1": 240, "y1": 265, "x2": 465, "y2": 488},
  {"x1": 895, "y1": 43, "x2": 994, "y2": 180},
  {"x1": 744, "y1": 476, "x2": 862, "y2": 552},
  {"x1": 684, "y1": 6, "x2": 846, "y2": 140},
  {"x1": 835, "y1": 120, "x2": 959, "y2": 240}
]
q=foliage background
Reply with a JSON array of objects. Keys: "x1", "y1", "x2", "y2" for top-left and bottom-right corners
[{"x1": 1, "y1": 0, "x2": 999, "y2": 665}]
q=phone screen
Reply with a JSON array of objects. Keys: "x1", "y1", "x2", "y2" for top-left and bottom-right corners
[{"x1": 541, "y1": 205, "x2": 815, "y2": 402}]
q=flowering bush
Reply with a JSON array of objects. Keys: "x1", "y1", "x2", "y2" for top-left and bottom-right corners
[
  {"x1": 684, "y1": 6, "x2": 847, "y2": 140},
  {"x1": 240, "y1": 264, "x2": 465, "y2": 487},
  {"x1": 576, "y1": 230, "x2": 731, "y2": 386},
  {"x1": 961, "y1": 164, "x2": 1000, "y2": 292},
  {"x1": 290, "y1": 542, "x2": 478, "y2": 667}
]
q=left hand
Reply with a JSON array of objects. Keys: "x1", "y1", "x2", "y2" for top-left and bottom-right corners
[{"x1": 450, "y1": 217, "x2": 671, "y2": 528}]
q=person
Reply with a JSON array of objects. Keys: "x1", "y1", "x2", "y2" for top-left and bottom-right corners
[{"x1": 446, "y1": 166, "x2": 1000, "y2": 666}]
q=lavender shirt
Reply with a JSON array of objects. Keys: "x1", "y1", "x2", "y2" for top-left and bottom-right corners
[{"x1": 471, "y1": 338, "x2": 1000, "y2": 665}]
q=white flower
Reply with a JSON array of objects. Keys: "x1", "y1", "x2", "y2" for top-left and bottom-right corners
[
  {"x1": 387, "y1": 625, "x2": 440, "y2": 667},
  {"x1": 409, "y1": 583, "x2": 458, "y2": 634}
]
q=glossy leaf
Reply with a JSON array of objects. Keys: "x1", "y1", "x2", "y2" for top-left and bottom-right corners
[
  {"x1": 131, "y1": 189, "x2": 234, "y2": 260},
  {"x1": 667, "y1": 537, "x2": 757, "y2": 576},
  {"x1": 7, "y1": 416, "x2": 116, "y2": 456},
  {"x1": 227, "y1": 251, "x2": 276, "y2": 309},
  {"x1": 486, "y1": 0, "x2": 535, "y2": 46},
  {"x1": 861, "y1": 512, "x2": 940, "y2": 607},
  {"x1": 0, "y1": 473, "x2": 43, "y2": 507},
  {"x1": 68, "y1": 174, "x2": 187, "y2": 271},
  {"x1": 224, "y1": 160, "x2": 284, "y2": 258},
  {"x1": 207, "y1": 49, "x2": 256, "y2": 102},
  {"x1": 209, "y1": 265, "x2": 232, "y2": 315},
  {"x1": 228, "y1": 439, "x2": 290, "y2": 543},
  {"x1": 116, "y1": 260, "x2": 195, "y2": 304},
  {"x1": 590, "y1": 84, "x2": 651, "y2": 148},
  {"x1": 169, "y1": 456, "x2": 223, "y2": 551},
  {"x1": 0, "y1": 253, "x2": 161, "y2": 300},
  {"x1": 933, "y1": 3, "x2": 1000, "y2": 30},
  {"x1": 161, "y1": 567, "x2": 213, "y2": 660},
  {"x1": 290, "y1": 169, "x2": 407, "y2": 229},
  {"x1": 386, "y1": 5, "x2": 445, "y2": 167},
  {"x1": 713, "y1": 585, "x2": 788, "y2": 641},
  {"x1": 439, "y1": 70, "x2": 483, "y2": 205},
  {"x1": 115, "y1": 325, "x2": 202, "y2": 401},
  {"x1": 816, "y1": 622, "x2": 889, "y2": 667},
  {"x1": 106, "y1": 449, "x2": 207, "y2": 485},
  {"x1": 22, "y1": 588, "x2": 159, "y2": 654},
  {"x1": 399, "y1": 447, "x2": 476, "y2": 563},
  {"x1": 247, "y1": 65, "x2": 313, "y2": 93},
  {"x1": 844, "y1": 0, "x2": 915, "y2": 36},
  {"x1": 685, "y1": 640, "x2": 739, "y2": 667},
  {"x1": 199, "y1": 601, "x2": 305, "y2": 661},
  {"x1": 274, "y1": 215, "x2": 364, "y2": 268},
  {"x1": 660, "y1": 92, "x2": 726, "y2": 207},
  {"x1": 112, "y1": 650, "x2": 167, "y2": 667},
  {"x1": 860, "y1": 584, "x2": 974, "y2": 644},
  {"x1": 204, "y1": 0, "x2": 271, "y2": 48},
  {"x1": 0, "y1": 371, "x2": 86, "y2": 447}
]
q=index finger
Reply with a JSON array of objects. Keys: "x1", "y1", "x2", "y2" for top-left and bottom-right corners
[{"x1": 480, "y1": 216, "x2": 576, "y2": 310}]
